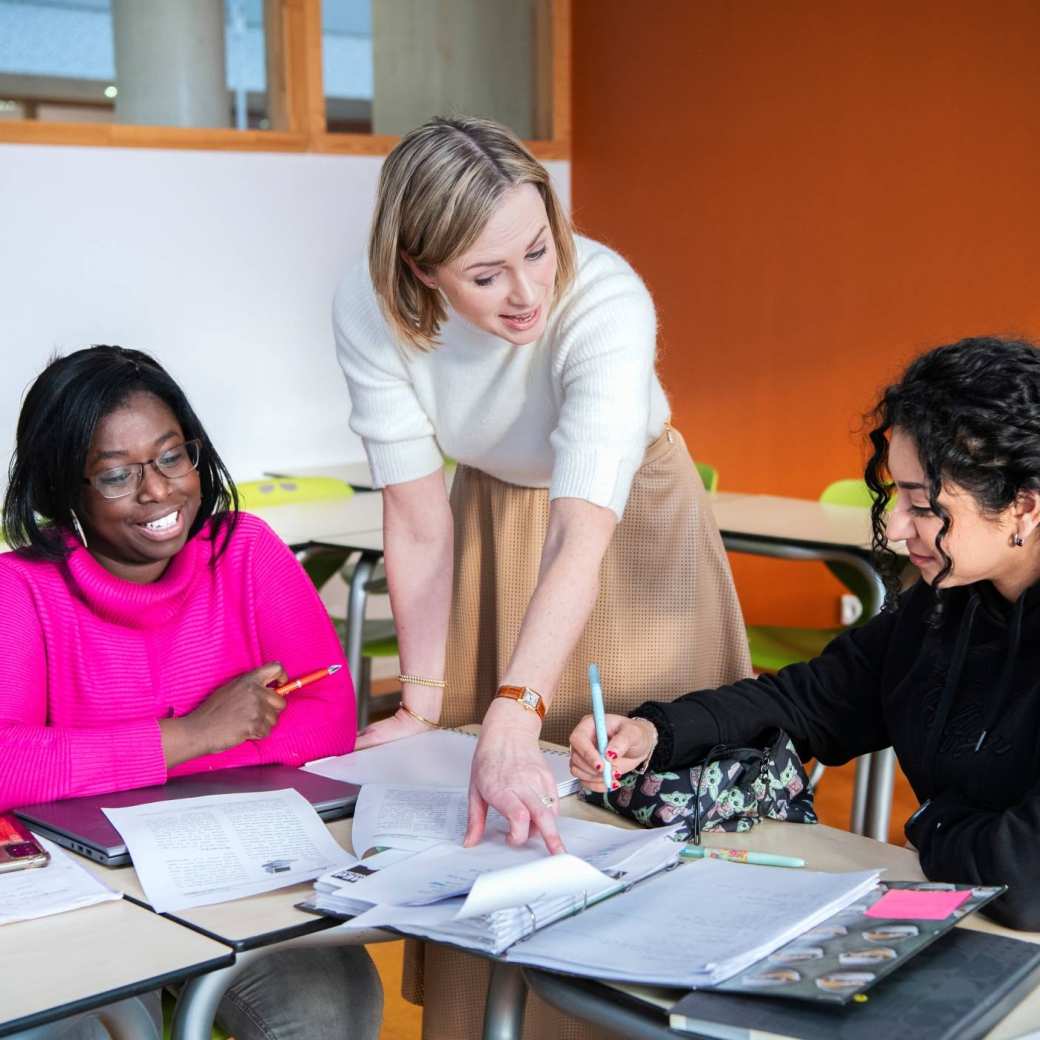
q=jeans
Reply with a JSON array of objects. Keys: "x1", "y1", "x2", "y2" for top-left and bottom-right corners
[{"x1": 25, "y1": 946, "x2": 383, "y2": 1040}]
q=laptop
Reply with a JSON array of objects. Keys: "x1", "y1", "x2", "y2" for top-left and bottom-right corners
[{"x1": 14, "y1": 764, "x2": 360, "y2": 867}]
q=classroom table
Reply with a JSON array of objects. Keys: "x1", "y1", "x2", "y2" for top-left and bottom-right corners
[
  {"x1": 710, "y1": 491, "x2": 899, "y2": 844},
  {"x1": 71, "y1": 769, "x2": 1040, "y2": 1040},
  {"x1": 72, "y1": 818, "x2": 393, "y2": 1040},
  {"x1": 0, "y1": 895, "x2": 233, "y2": 1039},
  {"x1": 520, "y1": 819, "x2": 1040, "y2": 1040}
]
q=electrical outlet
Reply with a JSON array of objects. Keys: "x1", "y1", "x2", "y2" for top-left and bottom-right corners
[{"x1": 840, "y1": 593, "x2": 863, "y2": 626}]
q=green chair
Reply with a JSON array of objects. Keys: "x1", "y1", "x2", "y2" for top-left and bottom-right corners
[
  {"x1": 235, "y1": 475, "x2": 355, "y2": 511},
  {"x1": 745, "y1": 478, "x2": 879, "y2": 673},
  {"x1": 695, "y1": 461, "x2": 719, "y2": 493}
]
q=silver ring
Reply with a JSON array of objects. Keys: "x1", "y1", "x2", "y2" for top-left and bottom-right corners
[{"x1": 540, "y1": 794, "x2": 556, "y2": 807}]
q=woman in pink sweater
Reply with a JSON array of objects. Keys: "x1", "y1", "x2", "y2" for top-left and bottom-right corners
[{"x1": 1, "y1": 346, "x2": 381, "y2": 1040}]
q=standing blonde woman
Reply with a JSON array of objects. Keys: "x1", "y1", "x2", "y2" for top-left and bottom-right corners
[{"x1": 333, "y1": 116, "x2": 751, "y2": 1039}]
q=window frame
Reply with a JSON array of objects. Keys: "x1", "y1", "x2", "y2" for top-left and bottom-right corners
[{"x1": 0, "y1": 0, "x2": 571, "y2": 160}]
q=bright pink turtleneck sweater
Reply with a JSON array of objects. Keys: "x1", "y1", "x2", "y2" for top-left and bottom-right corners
[{"x1": 0, "y1": 513, "x2": 355, "y2": 812}]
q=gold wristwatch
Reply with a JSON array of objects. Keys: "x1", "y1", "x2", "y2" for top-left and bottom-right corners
[{"x1": 496, "y1": 685, "x2": 546, "y2": 720}]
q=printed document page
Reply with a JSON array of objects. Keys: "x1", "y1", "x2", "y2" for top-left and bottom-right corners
[
  {"x1": 103, "y1": 788, "x2": 353, "y2": 913},
  {"x1": 334, "y1": 813, "x2": 679, "y2": 908},
  {"x1": 0, "y1": 835, "x2": 121, "y2": 925},
  {"x1": 304, "y1": 729, "x2": 577, "y2": 796}
]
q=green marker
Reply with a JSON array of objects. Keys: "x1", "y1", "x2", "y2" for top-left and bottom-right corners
[{"x1": 681, "y1": 846, "x2": 805, "y2": 868}]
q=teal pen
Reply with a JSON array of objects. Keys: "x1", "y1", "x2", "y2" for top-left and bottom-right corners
[
  {"x1": 587, "y1": 663, "x2": 613, "y2": 791},
  {"x1": 680, "y1": 846, "x2": 805, "y2": 868}
]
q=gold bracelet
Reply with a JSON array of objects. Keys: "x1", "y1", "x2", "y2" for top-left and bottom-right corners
[
  {"x1": 400, "y1": 703, "x2": 440, "y2": 729},
  {"x1": 398, "y1": 673, "x2": 446, "y2": 689}
]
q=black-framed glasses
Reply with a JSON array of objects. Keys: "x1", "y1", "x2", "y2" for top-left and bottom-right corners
[{"x1": 83, "y1": 439, "x2": 202, "y2": 500}]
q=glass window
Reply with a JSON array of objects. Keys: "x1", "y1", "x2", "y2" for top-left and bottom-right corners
[
  {"x1": 0, "y1": 0, "x2": 271, "y2": 129},
  {"x1": 323, "y1": 0, "x2": 554, "y2": 140}
]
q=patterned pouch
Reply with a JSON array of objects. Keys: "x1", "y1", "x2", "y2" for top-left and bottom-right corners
[{"x1": 580, "y1": 727, "x2": 817, "y2": 841}]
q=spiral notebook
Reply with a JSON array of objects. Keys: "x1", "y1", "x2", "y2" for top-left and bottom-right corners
[{"x1": 302, "y1": 728, "x2": 579, "y2": 796}]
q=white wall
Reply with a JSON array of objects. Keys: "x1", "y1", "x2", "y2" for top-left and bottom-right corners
[{"x1": 0, "y1": 143, "x2": 570, "y2": 483}]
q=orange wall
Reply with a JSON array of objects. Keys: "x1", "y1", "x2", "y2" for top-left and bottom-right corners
[{"x1": 571, "y1": 0, "x2": 1040, "y2": 625}]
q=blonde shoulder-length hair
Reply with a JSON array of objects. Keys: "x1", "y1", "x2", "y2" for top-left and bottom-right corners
[{"x1": 369, "y1": 116, "x2": 576, "y2": 351}]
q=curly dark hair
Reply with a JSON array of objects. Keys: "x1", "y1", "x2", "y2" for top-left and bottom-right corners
[
  {"x1": 3, "y1": 345, "x2": 238, "y2": 560},
  {"x1": 864, "y1": 336, "x2": 1040, "y2": 606}
]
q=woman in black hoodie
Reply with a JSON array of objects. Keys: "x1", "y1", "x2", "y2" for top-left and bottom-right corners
[{"x1": 569, "y1": 336, "x2": 1040, "y2": 931}]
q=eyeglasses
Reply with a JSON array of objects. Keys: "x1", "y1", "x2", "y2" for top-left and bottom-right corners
[{"x1": 83, "y1": 439, "x2": 202, "y2": 500}]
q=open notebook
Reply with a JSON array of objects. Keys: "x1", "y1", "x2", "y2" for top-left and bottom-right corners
[{"x1": 303, "y1": 728, "x2": 579, "y2": 796}]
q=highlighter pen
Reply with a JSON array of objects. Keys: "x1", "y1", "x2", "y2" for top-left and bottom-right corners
[
  {"x1": 274, "y1": 663, "x2": 342, "y2": 696},
  {"x1": 587, "y1": 663, "x2": 613, "y2": 791},
  {"x1": 681, "y1": 846, "x2": 805, "y2": 869}
]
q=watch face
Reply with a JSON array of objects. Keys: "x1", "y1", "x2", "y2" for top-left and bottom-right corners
[{"x1": 520, "y1": 689, "x2": 540, "y2": 709}]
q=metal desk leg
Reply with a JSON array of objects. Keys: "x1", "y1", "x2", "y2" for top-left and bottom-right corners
[
  {"x1": 482, "y1": 962, "x2": 528, "y2": 1040},
  {"x1": 345, "y1": 551, "x2": 378, "y2": 729},
  {"x1": 850, "y1": 753, "x2": 872, "y2": 835},
  {"x1": 864, "y1": 746, "x2": 896, "y2": 842}
]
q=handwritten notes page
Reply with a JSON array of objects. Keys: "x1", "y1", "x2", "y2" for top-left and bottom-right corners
[{"x1": 103, "y1": 789, "x2": 353, "y2": 913}]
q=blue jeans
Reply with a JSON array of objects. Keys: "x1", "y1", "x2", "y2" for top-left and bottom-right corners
[{"x1": 31, "y1": 947, "x2": 382, "y2": 1040}]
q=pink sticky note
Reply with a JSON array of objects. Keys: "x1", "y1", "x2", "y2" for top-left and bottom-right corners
[{"x1": 865, "y1": 888, "x2": 972, "y2": 921}]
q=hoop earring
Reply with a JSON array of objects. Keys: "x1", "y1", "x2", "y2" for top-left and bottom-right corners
[{"x1": 70, "y1": 510, "x2": 89, "y2": 549}]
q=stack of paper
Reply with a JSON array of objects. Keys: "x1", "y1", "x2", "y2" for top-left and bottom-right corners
[
  {"x1": 0, "y1": 835, "x2": 121, "y2": 925},
  {"x1": 304, "y1": 728, "x2": 579, "y2": 797},
  {"x1": 308, "y1": 784, "x2": 684, "y2": 955},
  {"x1": 506, "y1": 858, "x2": 882, "y2": 987}
]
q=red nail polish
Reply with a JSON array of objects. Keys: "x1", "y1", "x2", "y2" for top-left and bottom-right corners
[
  {"x1": 611, "y1": 781, "x2": 619, "y2": 790},
  {"x1": 613, "y1": 770, "x2": 621, "y2": 779},
  {"x1": 606, "y1": 749, "x2": 617, "y2": 760}
]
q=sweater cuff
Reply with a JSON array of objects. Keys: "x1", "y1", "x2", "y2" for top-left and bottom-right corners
[
  {"x1": 629, "y1": 697, "x2": 723, "y2": 771},
  {"x1": 364, "y1": 435, "x2": 444, "y2": 488},
  {"x1": 69, "y1": 719, "x2": 167, "y2": 797},
  {"x1": 550, "y1": 448, "x2": 642, "y2": 520}
]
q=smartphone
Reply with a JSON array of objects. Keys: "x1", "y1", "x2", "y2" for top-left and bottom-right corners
[{"x1": 0, "y1": 814, "x2": 50, "y2": 873}]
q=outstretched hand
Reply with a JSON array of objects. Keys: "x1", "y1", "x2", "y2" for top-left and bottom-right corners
[{"x1": 464, "y1": 700, "x2": 565, "y2": 854}]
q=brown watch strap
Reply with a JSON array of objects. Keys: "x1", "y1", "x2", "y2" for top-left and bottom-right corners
[{"x1": 496, "y1": 684, "x2": 546, "y2": 720}]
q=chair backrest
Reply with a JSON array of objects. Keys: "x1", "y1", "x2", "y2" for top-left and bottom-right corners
[
  {"x1": 695, "y1": 461, "x2": 719, "y2": 493},
  {"x1": 820, "y1": 478, "x2": 873, "y2": 509},
  {"x1": 235, "y1": 476, "x2": 354, "y2": 512},
  {"x1": 819, "y1": 478, "x2": 881, "y2": 620}
]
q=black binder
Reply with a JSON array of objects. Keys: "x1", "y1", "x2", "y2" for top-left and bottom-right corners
[{"x1": 669, "y1": 928, "x2": 1040, "y2": 1040}]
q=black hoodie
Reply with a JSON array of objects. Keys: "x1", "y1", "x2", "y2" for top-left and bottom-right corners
[{"x1": 633, "y1": 578, "x2": 1040, "y2": 930}]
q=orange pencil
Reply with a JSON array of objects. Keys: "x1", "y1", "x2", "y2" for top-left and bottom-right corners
[{"x1": 274, "y1": 663, "x2": 342, "y2": 695}]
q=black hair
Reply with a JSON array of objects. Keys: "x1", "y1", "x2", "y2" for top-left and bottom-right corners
[
  {"x1": 864, "y1": 336, "x2": 1040, "y2": 608},
  {"x1": 3, "y1": 345, "x2": 239, "y2": 560}
]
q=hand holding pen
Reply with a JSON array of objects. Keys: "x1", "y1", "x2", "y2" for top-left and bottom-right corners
[{"x1": 568, "y1": 669, "x2": 657, "y2": 791}]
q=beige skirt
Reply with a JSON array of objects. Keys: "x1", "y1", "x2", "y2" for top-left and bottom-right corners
[{"x1": 406, "y1": 426, "x2": 752, "y2": 1039}]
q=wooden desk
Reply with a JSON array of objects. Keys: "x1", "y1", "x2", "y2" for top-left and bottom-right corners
[
  {"x1": 73, "y1": 817, "x2": 391, "y2": 1040},
  {"x1": 523, "y1": 808, "x2": 1040, "y2": 1039},
  {"x1": 62, "y1": 744, "x2": 1040, "y2": 1040},
  {"x1": 0, "y1": 896, "x2": 232, "y2": 1038}
]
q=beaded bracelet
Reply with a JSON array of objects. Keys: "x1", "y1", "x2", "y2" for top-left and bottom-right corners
[{"x1": 398, "y1": 673, "x2": 447, "y2": 689}]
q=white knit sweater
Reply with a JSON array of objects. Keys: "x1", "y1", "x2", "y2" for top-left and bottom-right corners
[{"x1": 333, "y1": 236, "x2": 670, "y2": 519}]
